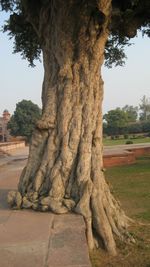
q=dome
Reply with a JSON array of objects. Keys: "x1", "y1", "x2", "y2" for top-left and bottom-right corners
[{"x1": 3, "y1": 109, "x2": 9, "y2": 113}]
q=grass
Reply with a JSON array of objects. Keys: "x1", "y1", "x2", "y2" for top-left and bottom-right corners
[
  {"x1": 90, "y1": 155, "x2": 150, "y2": 267},
  {"x1": 103, "y1": 137, "x2": 150, "y2": 146}
]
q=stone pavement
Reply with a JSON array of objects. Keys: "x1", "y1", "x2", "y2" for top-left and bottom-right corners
[
  {"x1": 0, "y1": 146, "x2": 29, "y2": 168},
  {"x1": 0, "y1": 153, "x2": 91, "y2": 267}
]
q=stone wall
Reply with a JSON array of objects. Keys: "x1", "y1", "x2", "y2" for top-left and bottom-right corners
[{"x1": 0, "y1": 141, "x2": 25, "y2": 152}]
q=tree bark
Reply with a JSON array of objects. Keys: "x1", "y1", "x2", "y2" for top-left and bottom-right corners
[{"x1": 8, "y1": 0, "x2": 132, "y2": 256}]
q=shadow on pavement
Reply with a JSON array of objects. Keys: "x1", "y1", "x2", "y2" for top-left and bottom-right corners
[{"x1": 0, "y1": 189, "x2": 10, "y2": 210}]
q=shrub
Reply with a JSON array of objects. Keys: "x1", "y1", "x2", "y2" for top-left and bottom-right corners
[{"x1": 125, "y1": 140, "x2": 133, "y2": 144}]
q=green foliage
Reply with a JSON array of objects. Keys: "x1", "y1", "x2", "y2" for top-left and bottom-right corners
[
  {"x1": 104, "y1": 35, "x2": 131, "y2": 68},
  {"x1": 127, "y1": 121, "x2": 150, "y2": 134},
  {"x1": 1, "y1": 0, "x2": 41, "y2": 66},
  {"x1": 0, "y1": 0, "x2": 150, "y2": 67},
  {"x1": 3, "y1": 13, "x2": 41, "y2": 67},
  {"x1": 139, "y1": 95, "x2": 150, "y2": 121},
  {"x1": 7, "y1": 100, "x2": 41, "y2": 140},
  {"x1": 127, "y1": 122, "x2": 143, "y2": 134},
  {"x1": 0, "y1": 0, "x2": 15, "y2": 11},
  {"x1": 122, "y1": 105, "x2": 138, "y2": 122},
  {"x1": 142, "y1": 121, "x2": 150, "y2": 132},
  {"x1": 124, "y1": 134, "x2": 129, "y2": 139},
  {"x1": 103, "y1": 108, "x2": 128, "y2": 135},
  {"x1": 104, "y1": 119, "x2": 150, "y2": 136},
  {"x1": 103, "y1": 101, "x2": 150, "y2": 136},
  {"x1": 111, "y1": 0, "x2": 150, "y2": 38}
]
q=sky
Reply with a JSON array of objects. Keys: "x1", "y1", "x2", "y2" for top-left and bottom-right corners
[{"x1": 0, "y1": 12, "x2": 150, "y2": 116}]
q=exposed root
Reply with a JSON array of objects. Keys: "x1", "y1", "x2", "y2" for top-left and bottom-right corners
[{"x1": 8, "y1": 178, "x2": 135, "y2": 256}]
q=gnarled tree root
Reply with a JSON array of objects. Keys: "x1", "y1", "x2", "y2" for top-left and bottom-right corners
[{"x1": 7, "y1": 179, "x2": 134, "y2": 256}]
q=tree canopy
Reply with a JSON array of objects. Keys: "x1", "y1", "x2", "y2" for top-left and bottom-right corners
[
  {"x1": 103, "y1": 108, "x2": 128, "y2": 135},
  {"x1": 7, "y1": 99, "x2": 41, "y2": 140},
  {"x1": 139, "y1": 95, "x2": 150, "y2": 121},
  {"x1": 1, "y1": 0, "x2": 150, "y2": 67},
  {"x1": 103, "y1": 100, "x2": 150, "y2": 136},
  {"x1": 122, "y1": 105, "x2": 138, "y2": 123}
]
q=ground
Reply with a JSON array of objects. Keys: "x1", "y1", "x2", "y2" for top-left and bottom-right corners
[
  {"x1": 91, "y1": 155, "x2": 150, "y2": 267},
  {"x1": 0, "y1": 156, "x2": 91, "y2": 267}
]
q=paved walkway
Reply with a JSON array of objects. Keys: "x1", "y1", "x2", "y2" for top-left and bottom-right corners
[
  {"x1": 0, "y1": 151, "x2": 91, "y2": 267},
  {"x1": 103, "y1": 142, "x2": 150, "y2": 155},
  {"x1": 1, "y1": 142, "x2": 150, "y2": 167},
  {"x1": 0, "y1": 146, "x2": 29, "y2": 168}
]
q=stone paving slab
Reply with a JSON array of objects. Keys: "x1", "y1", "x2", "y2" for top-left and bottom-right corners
[
  {"x1": 47, "y1": 214, "x2": 91, "y2": 267},
  {"x1": 0, "y1": 210, "x2": 91, "y2": 267},
  {"x1": 0, "y1": 241, "x2": 48, "y2": 267},
  {"x1": 0, "y1": 210, "x2": 12, "y2": 224},
  {"x1": 0, "y1": 211, "x2": 54, "y2": 244},
  {"x1": 0, "y1": 156, "x2": 92, "y2": 267},
  {"x1": 0, "y1": 210, "x2": 53, "y2": 267}
]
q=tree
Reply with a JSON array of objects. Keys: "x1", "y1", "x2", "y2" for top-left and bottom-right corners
[
  {"x1": 122, "y1": 105, "x2": 138, "y2": 123},
  {"x1": 139, "y1": 95, "x2": 150, "y2": 121},
  {"x1": 141, "y1": 121, "x2": 150, "y2": 133},
  {"x1": 7, "y1": 100, "x2": 41, "y2": 141},
  {"x1": 103, "y1": 108, "x2": 128, "y2": 136},
  {"x1": 1, "y1": 0, "x2": 150, "y2": 256},
  {"x1": 127, "y1": 122, "x2": 143, "y2": 134}
]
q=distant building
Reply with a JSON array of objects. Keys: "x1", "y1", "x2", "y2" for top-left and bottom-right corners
[{"x1": 0, "y1": 110, "x2": 11, "y2": 142}]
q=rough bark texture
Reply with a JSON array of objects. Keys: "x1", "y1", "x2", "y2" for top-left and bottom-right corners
[{"x1": 8, "y1": 0, "x2": 132, "y2": 256}]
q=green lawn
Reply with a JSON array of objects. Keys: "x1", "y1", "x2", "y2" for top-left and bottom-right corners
[
  {"x1": 105, "y1": 155, "x2": 150, "y2": 221},
  {"x1": 91, "y1": 155, "x2": 150, "y2": 267},
  {"x1": 103, "y1": 137, "x2": 150, "y2": 146}
]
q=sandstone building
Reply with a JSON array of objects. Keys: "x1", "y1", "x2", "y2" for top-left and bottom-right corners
[{"x1": 0, "y1": 110, "x2": 11, "y2": 142}]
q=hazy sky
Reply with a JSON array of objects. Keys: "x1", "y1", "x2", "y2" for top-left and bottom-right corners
[{"x1": 0, "y1": 12, "x2": 150, "y2": 116}]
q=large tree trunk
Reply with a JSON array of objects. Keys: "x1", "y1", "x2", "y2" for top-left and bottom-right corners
[{"x1": 8, "y1": 0, "x2": 131, "y2": 256}]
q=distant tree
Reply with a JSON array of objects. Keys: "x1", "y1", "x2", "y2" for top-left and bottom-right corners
[
  {"x1": 139, "y1": 95, "x2": 150, "y2": 121},
  {"x1": 122, "y1": 105, "x2": 138, "y2": 123},
  {"x1": 104, "y1": 108, "x2": 128, "y2": 136},
  {"x1": 127, "y1": 122, "x2": 143, "y2": 134},
  {"x1": 103, "y1": 121, "x2": 108, "y2": 136},
  {"x1": 142, "y1": 121, "x2": 150, "y2": 133},
  {"x1": 8, "y1": 100, "x2": 41, "y2": 140}
]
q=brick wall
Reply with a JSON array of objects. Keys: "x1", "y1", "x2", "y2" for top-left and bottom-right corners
[
  {"x1": 103, "y1": 152, "x2": 136, "y2": 168},
  {"x1": 103, "y1": 147, "x2": 150, "y2": 167}
]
